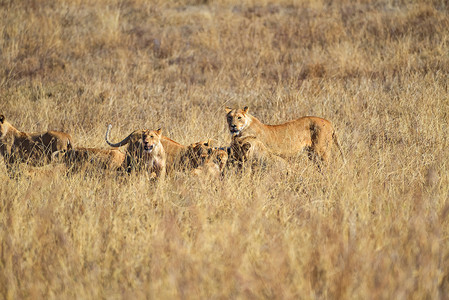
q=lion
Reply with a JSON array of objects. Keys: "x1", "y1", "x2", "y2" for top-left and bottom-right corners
[
  {"x1": 225, "y1": 106, "x2": 345, "y2": 165},
  {"x1": 105, "y1": 124, "x2": 184, "y2": 173},
  {"x1": 56, "y1": 147, "x2": 126, "y2": 173},
  {"x1": 141, "y1": 128, "x2": 166, "y2": 180},
  {"x1": 228, "y1": 135, "x2": 290, "y2": 174},
  {"x1": 213, "y1": 148, "x2": 229, "y2": 173},
  {"x1": 180, "y1": 140, "x2": 228, "y2": 176},
  {"x1": 182, "y1": 140, "x2": 228, "y2": 180},
  {"x1": 0, "y1": 114, "x2": 73, "y2": 171}
]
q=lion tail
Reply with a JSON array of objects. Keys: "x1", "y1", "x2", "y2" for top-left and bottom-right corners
[
  {"x1": 105, "y1": 124, "x2": 132, "y2": 147},
  {"x1": 332, "y1": 131, "x2": 346, "y2": 163}
]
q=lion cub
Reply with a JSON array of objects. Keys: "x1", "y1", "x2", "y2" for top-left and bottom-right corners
[{"x1": 141, "y1": 128, "x2": 166, "y2": 180}]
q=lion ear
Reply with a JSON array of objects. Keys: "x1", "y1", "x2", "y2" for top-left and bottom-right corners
[
  {"x1": 155, "y1": 128, "x2": 162, "y2": 136},
  {"x1": 225, "y1": 107, "x2": 232, "y2": 114},
  {"x1": 0, "y1": 115, "x2": 4, "y2": 123},
  {"x1": 206, "y1": 138, "x2": 214, "y2": 147},
  {"x1": 243, "y1": 106, "x2": 249, "y2": 114}
]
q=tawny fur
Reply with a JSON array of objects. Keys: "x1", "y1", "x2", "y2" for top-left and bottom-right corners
[
  {"x1": 105, "y1": 124, "x2": 184, "y2": 173},
  {"x1": 180, "y1": 140, "x2": 228, "y2": 176},
  {"x1": 180, "y1": 140, "x2": 226, "y2": 169},
  {"x1": 141, "y1": 129, "x2": 166, "y2": 180},
  {"x1": 229, "y1": 135, "x2": 290, "y2": 174},
  {"x1": 0, "y1": 114, "x2": 72, "y2": 169},
  {"x1": 57, "y1": 147, "x2": 126, "y2": 173},
  {"x1": 225, "y1": 106, "x2": 345, "y2": 163}
]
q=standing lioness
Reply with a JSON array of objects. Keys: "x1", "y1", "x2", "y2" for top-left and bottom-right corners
[{"x1": 225, "y1": 106, "x2": 345, "y2": 163}]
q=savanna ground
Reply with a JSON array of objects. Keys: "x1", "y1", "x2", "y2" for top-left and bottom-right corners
[{"x1": 1, "y1": 0, "x2": 449, "y2": 298}]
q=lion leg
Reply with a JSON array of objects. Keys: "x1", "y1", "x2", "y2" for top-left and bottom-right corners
[
  {"x1": 5, "y1": 155, "x2": 21, "y2": 179},
  {"x1": 36, "y1": 133, "x2": 54, "y2": 161},
  {"x1": 308, "y1": 124, "x2": 332, "y2": 171},
  {"x1": 125, "y1": 154, "x2": 137, "y2": 173}
]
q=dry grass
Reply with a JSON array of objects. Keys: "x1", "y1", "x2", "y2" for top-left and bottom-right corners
[{"x1": 1, "y1": 0, "x2": 449, "y2": 298}]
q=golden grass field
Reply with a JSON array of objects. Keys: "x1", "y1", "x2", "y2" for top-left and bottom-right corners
[{"x1": 1, "y1": 0, "x2": 449, "y2": 298}]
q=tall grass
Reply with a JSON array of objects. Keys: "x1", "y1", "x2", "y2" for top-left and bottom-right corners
[{"x1": 1, "y1": 0, "x2": 448, "y2": 298}]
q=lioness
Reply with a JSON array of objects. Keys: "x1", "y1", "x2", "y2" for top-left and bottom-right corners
[
  {"x1": 225, "y1": 106, "x2": 345, "y2": 163},
  {"x1": 229, "y1": 135, "x2": 289, "y2": 174},
  {"x1": 141, "y1": 128, "x2": 166, "y2": 180},
  {"x1": 180, "y1": 140, "x2": 228, "y2": 176},
  {"x1": 180, "y1": 140, "x2": 227, "y2": 170},
  {"x1": 105, "y1": 124, "x2": 185, "y2": 173},
  {"x1": 58, "y1": 147, "x2": 126, "y2": 173},
  {"x1": 0, "y1": 114, "x2": 73, "y2": 170}
]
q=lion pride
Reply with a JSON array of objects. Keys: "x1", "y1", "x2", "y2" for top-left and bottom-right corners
[
  {"x1": 0, "y1": 114, "x2": 73, "y2": 170},
  {"x1": 225, "y1": 106, "x2": 345, "y2": 164}
]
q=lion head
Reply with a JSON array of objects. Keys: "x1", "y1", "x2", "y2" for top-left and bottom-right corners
[
  {"x1": 229, "y1": 135, "x2": 257, "y2": 167},
  {"x1": 181, "y1": 140, "x2": 214, "y2": 169},
  {"x1": 0, "y1": 115, "x2": 9, "y2": 139},
  {"x1": 142, "y1": 128, "x2": 162, "y2": 154},
  {"x1": 225, "y1": 106, "x2": 250, "y2": 136}
]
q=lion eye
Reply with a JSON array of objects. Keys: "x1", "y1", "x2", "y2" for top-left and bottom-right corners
[
  {"x1": 238, "y1": 116, "x2": 242, "y2": 120},
  {"x1": 150, "y1": 135, "x2": 154, "y2": 138}
]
